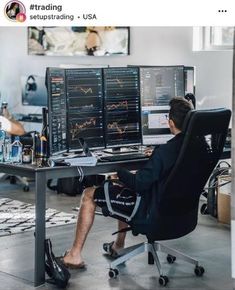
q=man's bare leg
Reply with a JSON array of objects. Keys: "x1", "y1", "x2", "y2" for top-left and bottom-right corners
[
  {"x1": 63, "y1": 186, "x2": 96, "y2": 266},
  {"x1": 112, "y1": 220, "x2": 128, "y2": 252}
]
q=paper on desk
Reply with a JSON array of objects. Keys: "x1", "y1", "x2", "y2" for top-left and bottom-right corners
[{"x1": 65, "y1": 156, "x2": 97, "y2": 166}]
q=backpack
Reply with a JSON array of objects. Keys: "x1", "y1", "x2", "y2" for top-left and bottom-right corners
[
  {"x1": 47, "y1": 177, "x2": 84, "y2": 196},
  {"x1": 200, "y1": 161, "x2": 231, "y2": 217},
  {"x1": 47, "y1": 175, "x2": 105, "y2": 196},
  {"x1": 45, "y1": 238, "x2": 71, "y2": 288}
]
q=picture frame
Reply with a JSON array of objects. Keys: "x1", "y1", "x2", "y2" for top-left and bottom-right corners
[{"x1": 28, "y1": 26, "x2": 130, "y2": 56}]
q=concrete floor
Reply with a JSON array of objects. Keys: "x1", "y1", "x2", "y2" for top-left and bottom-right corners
[{"x1": 0, "y1": 180, "x2": 232, "y2": 290}]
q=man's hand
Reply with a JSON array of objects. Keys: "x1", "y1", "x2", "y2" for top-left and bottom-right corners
[
  {"x1": 108, "y1": 173, "x2": 123, "y2": 186},
  {"x1": 144, "y1": 147, "x2": 153, "y2": 157},
  {"x1": 109, "y1": 173, "x2": 118, "y2": 180}
]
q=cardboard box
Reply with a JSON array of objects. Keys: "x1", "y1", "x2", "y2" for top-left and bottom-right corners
[{"x1": 217, "y1": 175, "x2": 231, "y2": 225}]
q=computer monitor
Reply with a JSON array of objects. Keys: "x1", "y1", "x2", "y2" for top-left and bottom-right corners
[
  {"x1": 66, "y1": 68, "x2": 105, "y2": 150},
  {"x1": 184, "y1": 66, "x2": 195, "y2": 95},
  {"x1": 21, "y1": 75, "x2": 47, "y2": 106},
  {"x1": 140, "y1": 66, "x2": 185, "y2": 145},
  {"x1": 103, "y1": 67, "x2": 141, "y2": 149},
  {"x1": 46, "y1": 68, "x2": 67, "y2": 155}
]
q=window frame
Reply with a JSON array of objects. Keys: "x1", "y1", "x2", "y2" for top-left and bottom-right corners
[{"x1": 193, "y1": 27, "x2": 233, "y2": 51}]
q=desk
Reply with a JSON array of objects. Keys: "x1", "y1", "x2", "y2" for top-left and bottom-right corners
[{"x1": 0, "y1": 158, "x2": 147, "y2": 287}]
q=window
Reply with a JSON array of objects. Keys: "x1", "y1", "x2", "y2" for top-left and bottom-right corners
[{"x1": 193, "y1": 27, "x2": 234, "y2": 51}]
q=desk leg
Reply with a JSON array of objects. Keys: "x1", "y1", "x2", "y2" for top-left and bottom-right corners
[{"x1": 34, "y1": 171, "x2": 46, "y2": 287}]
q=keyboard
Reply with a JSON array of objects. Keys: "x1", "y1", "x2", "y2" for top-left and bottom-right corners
[{"x1": 99, "y1": 153, "x2": 147, "y2": 162}]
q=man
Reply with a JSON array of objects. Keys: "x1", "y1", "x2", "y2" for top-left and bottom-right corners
[
  {"x1": 0, "y1": 106, "x2": 25, "y2": 136},
  {"x1": 62, "y1": 97, "x2": 193, "y2": 269}
]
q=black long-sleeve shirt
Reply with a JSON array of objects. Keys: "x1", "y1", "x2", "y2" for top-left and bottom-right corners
[{"x1": 117, "y1": 133, "x2": 184, "y2": 195}]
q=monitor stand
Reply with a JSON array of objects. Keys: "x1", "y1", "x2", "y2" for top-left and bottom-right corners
[{"x1": 103, "y1": 147, "x2": 138, "y2": 155}]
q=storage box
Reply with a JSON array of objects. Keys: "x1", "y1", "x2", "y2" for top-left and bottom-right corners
[{"x1": 217, "y1": 175, "x2": 231, "y2": 225}]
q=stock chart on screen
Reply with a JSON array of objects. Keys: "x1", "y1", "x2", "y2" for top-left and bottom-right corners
[
  {"x1": 103, "y1": 67, "x2": 141, "y2": 148},
  {"x1": 66, "y1": 68, "x2": 104, "y2": 150}
]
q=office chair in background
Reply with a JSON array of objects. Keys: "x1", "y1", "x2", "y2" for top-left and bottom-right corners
[
  {"x1": 102, "y1": 108, "x2": 231, "y2": 286},
  {"x1": 0, "y1": 173, "x2": 29, "y2": 192}
]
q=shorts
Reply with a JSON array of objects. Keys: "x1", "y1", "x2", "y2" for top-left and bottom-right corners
[{"x1": 94, "y1": 184, "x2": 136, "y2": 216}]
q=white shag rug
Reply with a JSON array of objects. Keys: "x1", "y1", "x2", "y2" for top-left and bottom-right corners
[{"x1": 0, "y1": 198, "x2": 77, "y2": 236}]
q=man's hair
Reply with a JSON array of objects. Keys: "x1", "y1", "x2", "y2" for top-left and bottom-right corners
[{"x1": 169, "y1": 97, "x2": 193, "y2": 130}]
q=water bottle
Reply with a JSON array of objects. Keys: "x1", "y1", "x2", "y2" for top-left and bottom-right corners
[
  {"x1": 4, "y1": 136, "x2": 11, "y2": 162},
  {"x1": 0, "y1": 130, "x2": 5, "y2": 162},
  {"x1": 11, "y1": 136, "x2": 23, "y2": 163}
]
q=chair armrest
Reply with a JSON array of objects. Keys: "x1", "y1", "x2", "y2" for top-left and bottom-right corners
[{"x1": 103, "y1": 180, "x2": 141, "y2": 222}]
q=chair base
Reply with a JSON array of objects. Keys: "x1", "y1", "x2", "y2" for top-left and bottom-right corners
[
  {"x1": 109, "y1": 241, "x2": 203, "y2": 283},
  {"x1": 0, "y1": 174, "x2": 29, "y2": 191}
]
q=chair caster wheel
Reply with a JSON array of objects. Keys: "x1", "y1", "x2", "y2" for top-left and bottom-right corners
[
  {"x1": 109, "y1": 268, "x2": 119, "y2": 278},
  {"x1": 200, "y1": 203, "x2": 208, "y2": 215},
  {"x1": 23, "y1": 186, "x2": 29, "y2": 192},
  {"x1": 159, "y1": 275, "x2": 169, "y2": 286},
  {"x1": 166, "y1": 254, "x2": 176, "y2": 264},
  {"x1": 194, "y1": 265, "x2": 205, "y2": 276}
]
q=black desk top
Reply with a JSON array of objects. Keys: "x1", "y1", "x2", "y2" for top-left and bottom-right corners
[
  {"x1": 0, "y1": 157, "x2": 148, "y2": 179},
  {"x1": 0, "y1": 147, "x2": 230, "y2": 179}
]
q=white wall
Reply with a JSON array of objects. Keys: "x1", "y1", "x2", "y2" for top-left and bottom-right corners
[{"x1": 0, "y1": 26, "x2": 233, "y2": 115}]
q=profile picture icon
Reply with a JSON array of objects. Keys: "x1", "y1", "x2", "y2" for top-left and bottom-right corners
[{"x1": 5, "y1": 0, "x2": 26, "y2": 22}]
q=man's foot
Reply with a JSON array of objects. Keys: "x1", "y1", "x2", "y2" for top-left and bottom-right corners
[
  {"x1": 62, "y1": 250, "x2": 86, "y2": 269},
  {"x1": 103, "y1": 241, "x2": 124, "y2": 258}
]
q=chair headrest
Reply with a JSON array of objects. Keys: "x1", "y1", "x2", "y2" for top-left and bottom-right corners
[{"x1": 182, "y1": 108, "x2": 231, "y2": 134}]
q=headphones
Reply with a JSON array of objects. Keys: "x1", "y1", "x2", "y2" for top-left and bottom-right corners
[
  {"x1": 185, "y1": 93, "x2": 196, "y2": 108},
  {"x1": 25, "y1": 75, "x2": 37, "y2": 92}
]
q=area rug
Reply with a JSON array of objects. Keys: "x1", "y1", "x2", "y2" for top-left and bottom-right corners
[{"x1": 0, "y1": 198, "x2": 77, "y2": 237}]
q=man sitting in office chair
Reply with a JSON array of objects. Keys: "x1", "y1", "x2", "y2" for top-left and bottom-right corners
[
  {"x1": 62, "y1": 97, "x2": 194, "y2": 269},
  {"x1": 0, "y1": 105, "x2": 25, "y2": 136}
]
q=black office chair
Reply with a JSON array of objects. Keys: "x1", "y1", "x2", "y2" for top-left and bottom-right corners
[{"x1": 102, "y1": 108, "x2": 231, "y2": 286}]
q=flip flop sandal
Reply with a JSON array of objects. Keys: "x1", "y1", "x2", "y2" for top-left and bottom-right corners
[
  {"x1": 63, "y1": 261, "x2": 86, "y2": 269},
  {"x1": 103, "y1": 241, "x2": 119, "y2": 258},
  {"x1": 58, "y1": 250, "x2": 86, "y2": 269}
]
